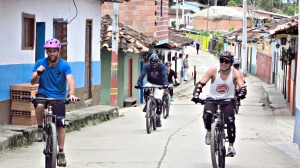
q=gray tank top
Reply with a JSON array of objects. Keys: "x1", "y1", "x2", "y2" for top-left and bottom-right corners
[{"x1": 206, "y1": 67, "x2": 235, "y2": 99}]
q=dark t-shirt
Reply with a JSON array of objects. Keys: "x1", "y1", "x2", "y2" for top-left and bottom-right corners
[
  {"x1": 167, "y1": 69, "x2": 177, "y2": 83},
  {"x1": 137, "y1": 63, "x2": 168, "y2": 86}
]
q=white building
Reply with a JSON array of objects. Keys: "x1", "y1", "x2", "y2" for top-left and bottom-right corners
[{"x1": 0, "y1": 0, "x2": 101, "y2": 124}]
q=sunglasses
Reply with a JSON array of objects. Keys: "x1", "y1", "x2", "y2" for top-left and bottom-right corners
[{"x1": 219, "y1": 58, "x2": 231, "y2": 64}]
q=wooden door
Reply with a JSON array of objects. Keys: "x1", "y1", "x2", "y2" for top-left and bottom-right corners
[{"x1": 85, "y1": 20, "x2": 92, "y2": 100}]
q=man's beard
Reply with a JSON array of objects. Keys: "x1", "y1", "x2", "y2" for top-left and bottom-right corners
[{"x1": 49, "y1": 56, "x2": 58, "y2": 63}]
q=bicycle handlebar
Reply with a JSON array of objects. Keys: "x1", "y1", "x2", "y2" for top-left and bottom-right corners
[
  {"x1": 21, "y1": 96, "x2": 80, "y2": 104},
  {"x1": 191, "y1": 97, "x2": 233, "y2": 105},
  {"x1": 138, "y1": 86, "x2": 166, "y2": 89}
]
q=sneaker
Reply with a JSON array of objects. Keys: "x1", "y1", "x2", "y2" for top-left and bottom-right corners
[
  {"x1": 36, "y1": 128, "x2": 43, "y2": 142},
  {"x1": 57, "y1": 152, "x2": 67, "y2": 167},
  {"x1": 171, "y1": 96, "x2": 174, "y2": 102},
  {"x1": 205, "y1": 131, "x2": 211, "y2": 145},
  {"x1": 227, "y1": 146, "x2": 236, "y2": 157},
  {"x1": 156, "y1": 117, "x2": 162, "y2": 127}
]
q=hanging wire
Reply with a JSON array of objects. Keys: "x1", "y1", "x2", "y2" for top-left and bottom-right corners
[{"x1": 68, "y1": 0, "x2": 78, "y2": 24}]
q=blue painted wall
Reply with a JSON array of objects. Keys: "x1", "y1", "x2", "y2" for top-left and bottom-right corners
[
  {"x1": 294, "y1": 107, "x2": 300, "y2": 148},
  {"x1": 0, "y1": 61, "x2": 101, "y2": 101}
]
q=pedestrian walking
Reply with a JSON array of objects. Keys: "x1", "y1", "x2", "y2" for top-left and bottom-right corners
[
  {"x1": 183, "y1": 54, "x2": 189, "y2": 81},
  {"x1": 196, "y1": 42, "x2": 200, "y2": 54}
]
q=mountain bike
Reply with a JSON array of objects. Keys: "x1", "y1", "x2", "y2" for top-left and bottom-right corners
[
  {"x1": 139, "y1": 86, "x2": 162, "y2": 134},
  {"x1": 199, "y1": 98, "x2": 234, "y2": 168},
  {"x1": 22, "y1": 96, "x2": 78, "y2": 168}
]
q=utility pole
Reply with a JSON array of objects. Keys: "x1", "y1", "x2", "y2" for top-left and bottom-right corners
[
  {"x1": 242, "y1": 0, "x2": 247, "y2": 74},
  {"x1": 176, "y1": 0, "x2": 179, "y2": 30},
  {"x1": 110, "y1": 2, "x2": 119, "y2": 106},
  {"x1": 205, "y1": 1, "x2": 210, "y2": 51},
  {"x1": 182, "y1": 0, "x2": 185, "y2": 25}
]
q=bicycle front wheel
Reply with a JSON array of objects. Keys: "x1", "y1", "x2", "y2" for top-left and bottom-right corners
[
  {"x1": 45, "y1": 123, "x2": 57, "y2": 168},
  {"x1": 146, "y1": 98, "x2": 156, "y2": 134},
  {"x1": 162, "y1": 94, "x2": 170, "y2": 119},
  {"x1": 210, "y1": 122, "x2": 226, "y2": 168}
]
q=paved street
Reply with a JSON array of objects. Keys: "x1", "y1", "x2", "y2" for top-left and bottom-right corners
[{"x1": 0, "y1": 47, "x2": 300, "y2": 168}]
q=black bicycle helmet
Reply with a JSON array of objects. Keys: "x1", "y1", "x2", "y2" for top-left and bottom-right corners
[
  {"x1": 165, "y1": 61, "x2": 172, "y2": 67},
  {"x1": 149, "y1": 53, "x2": 160, "y2": 67},
  {"x1": 219, "y1": 50, "x2": 234, "y2": 63},
  {"x1": 233, "y1": 59, "x2": 240, "y2": 65}
]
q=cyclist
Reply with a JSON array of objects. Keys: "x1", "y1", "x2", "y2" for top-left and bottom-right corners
[
  {"x1": 233, "y1": 59, "x2": 246, "y2": 97},
  {"x1": 233, "y1": 59, "x2": 245, "y2": 82},
  {"x1": 191, "y1": 50, "x2": 246, "y2": 156},
  {"x1": 30, "y1": 38, "x2": 79, "y2": 167},
  {"x1": 135, "y1": 53, "x2": 169, "y2": 127},
  {"x1": 165, "y1": 61, "x2": 179, "y2": 102}
]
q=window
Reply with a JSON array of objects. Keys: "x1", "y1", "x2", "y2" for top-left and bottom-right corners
[
  {"x1": 22, "y1": 13, "x2": 35, "y2": 50},
  {"x1": 53, "y1": 19, "x2": 68, "y2": 60}
]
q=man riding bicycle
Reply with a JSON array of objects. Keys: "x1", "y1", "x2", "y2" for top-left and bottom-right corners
[
  {"x1": 135, "y1": 53, "x2": 169, "y2": 127},
  {"x1": 30, "y1": 38, "x2": 79, "y2": 167},
  {"x1": 191, "y1": 50, "x2": 246, "y2": 156},
  {"x1": 165, "y1": 61, "x2": 179, "y2": 102}
]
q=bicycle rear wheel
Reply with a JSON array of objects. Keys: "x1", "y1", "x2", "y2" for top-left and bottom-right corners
[
  {"x1": 210, "y1": 122, "x2": 226, "y2": 168},
  {"x1": 146, "y1": 98, "x2": 156, "y2": 134},
  {"x1": 45, "y1": 123, "x2": 57, "y2": 168},
  {"x1": 162, "y1": 94, "x2": 170, "y2": 119}
]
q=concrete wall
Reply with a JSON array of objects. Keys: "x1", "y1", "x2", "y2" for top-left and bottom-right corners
[
  {"x1": 256, "y1": 52, "x2": 272, "y2": 84},
  {"x1": 0, "y1": 0, "x2": 101, "y2": 124}
]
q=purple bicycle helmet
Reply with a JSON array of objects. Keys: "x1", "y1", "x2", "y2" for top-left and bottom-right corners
[{"x1": 44, "y1": 38, "x2": 61, "y2": 49}]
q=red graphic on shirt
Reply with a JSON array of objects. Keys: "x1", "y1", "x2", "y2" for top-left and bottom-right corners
[{"x1": 216, "y1": 84, "x2": 229, "y2": 93}]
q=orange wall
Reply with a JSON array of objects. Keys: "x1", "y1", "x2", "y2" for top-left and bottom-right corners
[{"x1": 193, "y1": 18, "x2": 251, "y2": 31}]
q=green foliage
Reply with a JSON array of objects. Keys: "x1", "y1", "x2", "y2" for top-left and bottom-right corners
[
  {"x1": 283, "y1": 5, "x2": 298, "y2": 16},
  {"x1": 171, "y1": 21, "x2": 176, "y2": 28},
  {"x1": 264, "y1": 18, "x2": 273, "y2": 23},
  {"x1": 217, "y1": 40, "x2": 224, "y2": 55},
  {"x1": 281, "y1": 48, "x2": 294, "y2": 65},
  {"x1": 228, "y1": 26, "x2": 234, "y2": 32},
  {"x1": 227, "y1": 0, "x2": 237, "y2": 6}
]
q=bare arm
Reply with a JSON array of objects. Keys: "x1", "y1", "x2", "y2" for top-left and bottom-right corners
[
  {"x1": 30, "y1": 72, "x2": 40, "y2": 85},
  {"x1": 66, "y1": 74, "x2": 75, "y2": 94},
  {"x1": 234, "y1": 69, "x2": 245, "y2": 89},
  {"x1": 193, "y1": 66, "x2": 216, "y2": 96},
  {"x1": 30, "y1": 65, "x2": 45, "y2": 85}
]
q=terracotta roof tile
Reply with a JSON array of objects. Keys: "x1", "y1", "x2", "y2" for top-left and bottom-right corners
[{"x1": 101, "y1": 15, "x2": 156, "y2": 54}]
